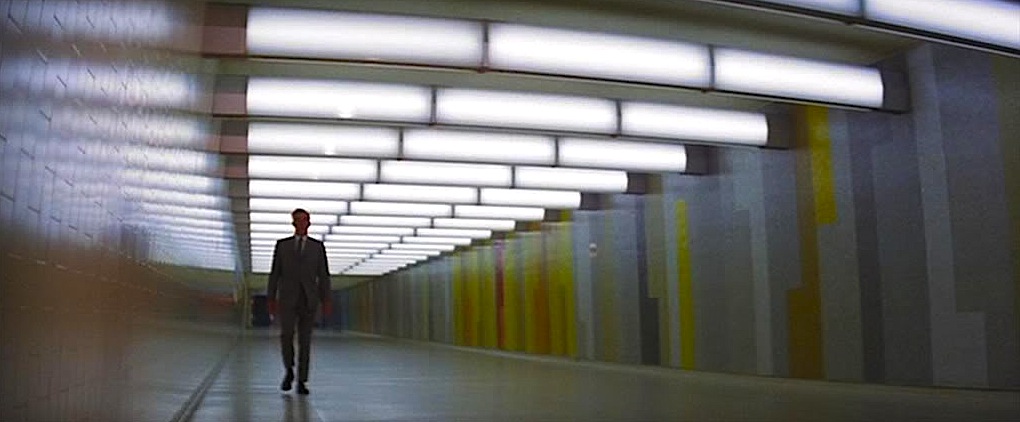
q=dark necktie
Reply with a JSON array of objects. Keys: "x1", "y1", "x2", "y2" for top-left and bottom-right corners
[{"x1": 296, "y1": 236, "x2": 304, "y2": 254}]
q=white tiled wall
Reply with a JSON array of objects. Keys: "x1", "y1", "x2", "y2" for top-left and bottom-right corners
[{"x1": 0, "y1": 1, "x2": 241, "y2": 420}]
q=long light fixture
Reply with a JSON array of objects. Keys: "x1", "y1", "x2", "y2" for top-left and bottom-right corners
[
  {"x1": 402, "y1": 130, "x2": 555, "y2": 165},
  {"x1": 323, "y1": 241, "x2": 389, "y2": 250},
  {"x1": 250, "y1": 223, "x2": 330, "y2": 234},
  {"x1": 247, "y1": 78, "x2": 431, "y2": 122},
  {"x1": 244, "y1": 8, "x2": 899, "y2": 108},
  {"x1": 339, "y1": 215, "x2": 432, "y2": 228},
  {"x1": 380, "y1": 249, "x2": 442, "y2": 257},
  {"x1": 487, "y1": 23, "x2": 710, "y2": 86},
  {"x1": 330, "y1": 226, "x2": 416, "y2": 236},
  {"x1": 380, "y1": 160, "x2": 512, "y2": 187},
  {"x1": 713, "y1": 49, "x2": 884, "y2": 108},
  {"x1": 402, "y1": 236, "x2": 472, "y2": 246},
  {"x1": 416, "y1": 228, "x2": 491, "y2": 239},
  {"x1": 247, "y1": 7, "x2": 484, "y2": 66},
  {"x1": 480, "y1": 188, "x2": 581, "y2": 209},
  {"x1": 362, "y1": 184, "x2": 478, "y2": 204},
  {"x1": 247, "y1": 122, "x2": 400, "y2": 157},
  {"x1": 390, "y1": 243, "x2": 456, "y2": 251},
  {"x1": 249, "y1": 198, "x2": 349, "y2": 214},
  {"x1": 324, "y1": 234, "x2": 402, "y2": 243},
  {"x1": 349, "y1": 201, "x2": 452, "y2": 217},
  {"x1": 248, "y1": 156, "x2": 377, "y2": 181},
  {"x1": 433, "y1": 218, "x2": 516, "y2": 231},
  {"x1": 249, "y1": 212, "x2": 338, "y2": 225},
  {"x1": 435, "y1": 88, "x2": 618, "y2": 133},
  {"x1": 373, "y1": 254, "x2": 429, "y2": 261},
  {"x1": 248, "y1": 180, "x2": 360, "y2": 199},
  {"x1": 621, "y1": 102, "x2": 770, "y2": 145},
  {"x1": 515, "y1": 167, "x2": 627, "y2": 192},
  {"x1": 348, "y1": 200, "x2": 452, "y2": 217},
  {"x1": 453, "y1": 205, "x2": 545, "y2": 221},
  {"x1": 866, "y1": 0, "x2": 1019, "y2": 50},
  {"x1": 558, "y1": 138, "x2": 686, "y2": 172}
]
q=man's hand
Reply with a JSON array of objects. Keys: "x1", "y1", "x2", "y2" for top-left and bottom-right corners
[{"x1": 267, "y1": 299, "x2": 278, "y2": 317}]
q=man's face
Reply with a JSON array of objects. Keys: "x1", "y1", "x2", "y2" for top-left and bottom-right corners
[{"x1": 292, "y1": 212, "x2": 311, "y2": 236}]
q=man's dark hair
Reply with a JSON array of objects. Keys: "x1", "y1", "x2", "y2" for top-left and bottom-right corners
[{"x1": 291, "y1": 208, "x2": 310, "y2": 218}]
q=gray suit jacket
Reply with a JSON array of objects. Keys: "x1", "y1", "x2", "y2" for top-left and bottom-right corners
[{"x1": 267, "y1": 236, "x2": 331, "y2": 312}]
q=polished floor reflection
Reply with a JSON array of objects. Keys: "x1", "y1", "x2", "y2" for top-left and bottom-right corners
[{"x1": 190, "y1": 332, "x2": 1019, "y2": 422}]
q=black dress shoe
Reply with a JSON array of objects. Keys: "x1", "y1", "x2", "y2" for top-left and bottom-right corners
[
  {"x1": 281, "y1": 372, "x2": 294, "y2": 391},
  {"x1": 297, "y1": 382, "x2": 310, "y2": 395}
]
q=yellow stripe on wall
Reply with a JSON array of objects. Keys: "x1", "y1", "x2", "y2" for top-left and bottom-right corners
[
  {"x1": 676, "y1": 201, "x2": 696, "y2": 369},
  {"x1": 503, "y1": 237, "x2": 522, "y2": 351},
  {"x1": 523, "y1": 233, "x2": 541, "y2": 353},
  {"x1": 807, "y1": 107, "x2": 837, "y2": 225},
  {"x1": 481, "y1": 245, "x2": 497, "y2": 349},
  {"x1": 789, "y1": 105, "x2": 826, "y2": 379},
  {"x1": 452, "y1": 253, "x2": 464, "y2": 345}
]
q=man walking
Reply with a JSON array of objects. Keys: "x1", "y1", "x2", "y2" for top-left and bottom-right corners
[{"x1": 267, "y1": 208, "x2": 331, "y2": 395}]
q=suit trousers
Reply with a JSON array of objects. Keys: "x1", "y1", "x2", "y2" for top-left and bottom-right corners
[{"x1": 279, "y1": 289, "x2": 314, "y2": 381}]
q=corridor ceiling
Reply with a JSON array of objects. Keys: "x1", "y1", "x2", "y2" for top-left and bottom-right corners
[{"x1": 191, "y1": 0, "x2": 1014, "y2": 283}]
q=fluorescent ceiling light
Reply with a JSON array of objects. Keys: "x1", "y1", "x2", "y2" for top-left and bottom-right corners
[
  {"x1": 867, "y1": 0, "x2": 1019, "y2": 49},
  {"x1": 248, "y1": 156, "x2": 377, "y2": 182},
  {"x1": 251, "y1": 232, "x2": 294, "y2": 240},
  {"x1": 344, "y1": 271, "x2": 387, "y2": 276},
  {"x1": 331, "y1": 226, "x2": 416, "y2": 236},
  {"x1": 249, "y1": 198, "x2": 349, "y2": 214},
  {"x1": 249, "y1": 212, "x2": 338, "y2": 225},
  {"x1": 249, "y1": 180, "x2": 360, "y2": 200},
  {"x1": 248, "y1": 122, "x2": 400, "y2": 158},
  {"x1": 380, "y1": 249, "x2": 442, "y2": 257},
  {"x1": 324, "y1": 234, "x2": 402, "y2": 243},
  {"x1": 340, "y1": 215, "x2": 432, "y2": 227},
  {"x1": 323, "y1": 241, "x2": 389, "y2": 250},
  {"x1": 416, "y1": 228, "x2": 491, "y2": 239},
  {"x1": 402, "y1": 130, "x2": 555, "y2": 165},
  {"x1": 247, "y1": 8, "x2": 484, "y2": 66},
  {"x1": 328, "y1": 252, "x2": 373, "y2": 258},
  {"x1": 402, "y1": 236, "x2": 472, "y2": 246},
  {"x1": 391, "y1": 243, "x2": 456, "y2": 251},
  {"x1": 515, "y1": 167, "x2": 627, "y2": 192},
  {"x1": 436, "y1": 88, "x2": 617, "y2": 133},
  {"x1": 350, "y1": 201, "x2": 452, "y2": 217},
  {"x1": 250, "y1": 239, "x2": 279, "y2": 246},
  {"x1": 480, "y1": 188, "x2": 581, "y2": 209},
  {"x1": 247, "y1": 78, "x2": 431, "y2": 122},
  {"x1": 433, "y1": 218, "x2": 517, "y2": 231},
  {"x1": 250, "y1": 223, "x2": 330, "y2": 234},
  {"x1": 380, "y1": 160, "x2": 512, "y2": 187},
  {"x1": 373, "y1": 253, "x2": 428, "y2": 260},
  {"x1": 713, "y1": 49, "x2": 884, "y2": 109},
  {"x1": 762, "y1": 0, "x2": 860, "y2": 14},
  {"x1": 558, "y1": 138, "x2": 686, "y2": 172},
  {"x1": 362, "y1": 184, "x2": 478, "y2": 204},
  {"x1": 453, "y1": 205, "x2": 545, "y2": 221},
  {"x1": 328, "y1": 248, "x2": 389, "y2": 255},
  {"x1": 488, "y1": 23, "x2": 710, "y2": 86},
  {"x1": 365, "y1": 257, "x2": 419, "y2": 263},
  {"x1": 621, "y1": 102, "x2": 769, "y2": 145}
]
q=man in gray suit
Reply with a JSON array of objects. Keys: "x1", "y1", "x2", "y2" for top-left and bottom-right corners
[{"x1": 267, "y1": 208, "x2": 331, "y2": 395}]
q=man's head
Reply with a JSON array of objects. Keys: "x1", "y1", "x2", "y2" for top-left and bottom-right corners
[{"x1": 291, "y1": 208, "x2": 311, "y2": 236}]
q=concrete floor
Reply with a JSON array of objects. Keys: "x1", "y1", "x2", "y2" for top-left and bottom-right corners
[{"x1": 189, "y1": 332, "x2": 1019, "y2": 422}]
